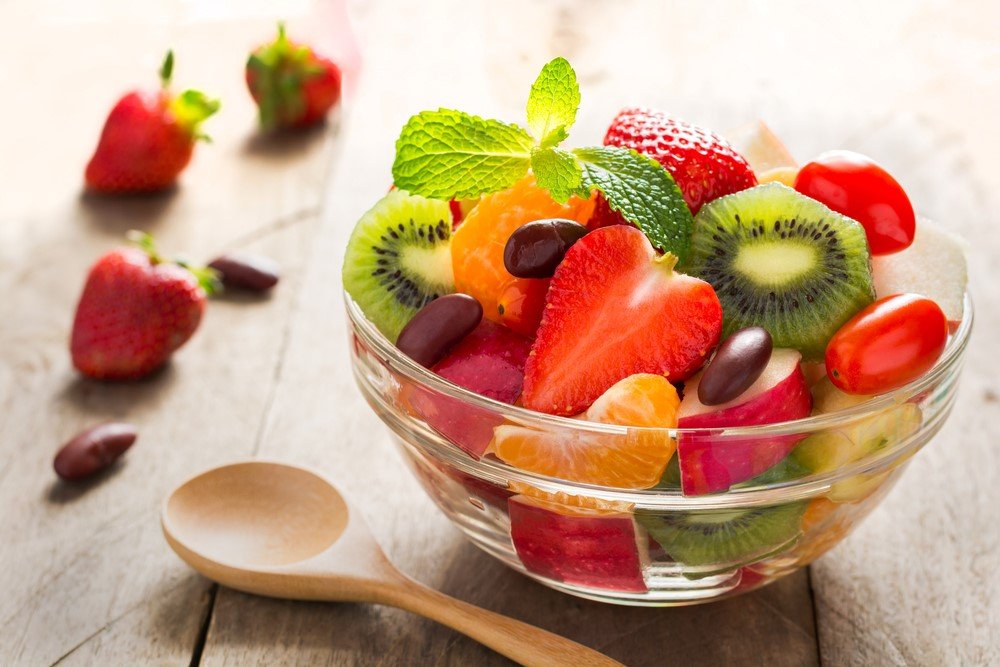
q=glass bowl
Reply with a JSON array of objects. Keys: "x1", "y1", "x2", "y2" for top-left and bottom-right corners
[{"x1": 345, "y1": 292, "x2": 972, "y2": 606}]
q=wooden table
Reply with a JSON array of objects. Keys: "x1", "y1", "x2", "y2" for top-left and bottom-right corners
[{"x1": 1, "y1": 0, "x2": 997, "y2": 664}]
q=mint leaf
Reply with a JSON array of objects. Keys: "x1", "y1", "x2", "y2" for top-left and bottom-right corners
[
  {"x1": 526, "y1": 57, "x2": 580, "y2": 148},
  {"x1": 392, "y1": 109, "x2": 534, "y2": 199},
  {"x1": 574, "y1": 146, "x2": 693, "y2": 261},
  {"x1": 531, "y1": 147, "x2": 585, "y2": 204}
]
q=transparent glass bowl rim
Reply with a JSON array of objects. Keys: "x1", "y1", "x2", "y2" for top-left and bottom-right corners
[{"x1": 347, "y1": 290, "x2": 973, "y2": 508}]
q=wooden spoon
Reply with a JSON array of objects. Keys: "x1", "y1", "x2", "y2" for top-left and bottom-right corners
[{"x1": 161, "y1": 460, "x2": 621, "y2": 667}]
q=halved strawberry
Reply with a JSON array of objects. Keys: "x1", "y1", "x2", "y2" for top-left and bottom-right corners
[
  {"x1": 522, "y1": 225, "x2": 723, "y2": 415},
  {"x1": 603, "y1": 107, "x2": 757, "y2": 216}
]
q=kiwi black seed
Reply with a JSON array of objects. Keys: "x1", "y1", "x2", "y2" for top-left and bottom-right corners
[
  {"x1": 685, "y1": 183, "x2": 875, "y2": 361},
  {"x1": 343, "y1": 190, "x2": 455, "y2": 341},
  {"x1": 636, "y1": 501, "x2": 806, "y2": 570}
]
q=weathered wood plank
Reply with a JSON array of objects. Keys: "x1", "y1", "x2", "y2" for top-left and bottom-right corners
[{"x1": 0, "y1": 3, "x2": 346, "y2": 664}]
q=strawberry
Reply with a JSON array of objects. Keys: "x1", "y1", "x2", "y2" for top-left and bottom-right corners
[
  {"x1": 246, "y1": 24, "x2": 342, "y2": 129},
  {"x1": 70, "y1": 232, "x2": 218, "y2": 380},
  {"x1": 522, "y1": 225, "x2": 723, "y2": 415},
  {"x1": 592, "y1": 107, "x2": 757, "y2": 227},
  {"x1": 85, "y1": 52, "x2": 219, "y2": 193}
]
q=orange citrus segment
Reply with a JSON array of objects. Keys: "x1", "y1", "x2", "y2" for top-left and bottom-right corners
[
  {"x1": 491, "y1": 374, "x2": 679, "y2": 489},
  {"x1": 452, "y1": 175, "x2": 596, "y2": 328}
]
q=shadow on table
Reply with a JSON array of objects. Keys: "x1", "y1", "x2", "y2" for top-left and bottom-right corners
[
  {"x1": 45, "y1": 460, "x2": 128, "y2": 504},
  {"x1": 77, "y1": 188, "x2": 178, "y2": 236},
  {"x1": 422, "y1": 541, "x2": 819, "y2": 666},
  {"x1": 241, "y1": 118, "x2": 333, "y2": 160},
  {"x1": 55, "y1": 363, "x2": 180, "y2": 413}
]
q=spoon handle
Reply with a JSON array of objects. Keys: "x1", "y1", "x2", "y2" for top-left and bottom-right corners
[{"x1": 381, "y1": 576, "x2": 622, "y2": 667}]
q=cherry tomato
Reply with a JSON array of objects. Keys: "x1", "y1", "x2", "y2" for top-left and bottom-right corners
[
  {"x1": 496, "y1": 278, "x2": 548, "y2": 337},
  {"x1": 794, "y1": 150, "x2": 915, "y2": 255},
  {"x1": 825, "y1": 294, "x2": 947, "y2": 395}
]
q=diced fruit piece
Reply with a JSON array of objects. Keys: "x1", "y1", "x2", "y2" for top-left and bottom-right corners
[
  {"x1": 636, "y1": 502, "x2": 805, "y2": 574},
  {"x1": 872, "y1": 218, "x2": 967, "y2": 323},
  {"x1": 794, "y1": 150, "x2": 915, "y2": 255},
  {"x1": 433, "y1": 319, "x2": 532, "y2": 404},
  {"x1": 685, "y1": 183, "x2": 876, "y2": 361},
  {"x1": 825, "y1": 293, "x2": 947, "y2": 395},
  {"x1": 758, "y1": 167, "x2": 798, "y2": 187},
  {"x1": 603, "y1": 107, "x2": 758, "y2": 215},
  {"x1": 246, "y1": 24, "x2": 342, "y2": 129},
  {"x1": 523, "y1": 226, "x2": 722, "y2": 415},
  {"x1": 451, "y1": 175, "x2": 595, "y2": 335},
  {"x1": 343, "y1": 190, "x2": 454, "y2": 342},
  {"x1": 493, "y1": 374, "x2": 680, "y2": 488},
  {"x1": 725, "y1": 120, "x2": 797, "y2": 173},
  {"x1": 677, "y1": 349, "x2": 813, "y2": 495},
  {"x1": 792, "y1": 378, "x2": 922, "y2": 502},
  {"x1": 496, "y1": 278, "x2": 549, "y2": 337},
  {"x1": 404, "y1": 320, "x2": 531, "y2": 458},
  {"x1": 509, "y1": 494, "x2": 648, "y2": 592},
  {"x1": 396, "y1": 294, "x2": 483, "y2": 367}
]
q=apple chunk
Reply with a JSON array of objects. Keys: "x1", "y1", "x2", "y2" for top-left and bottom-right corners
[
  {"x1": 403, "y1": 320, "x2": 531, "y2": 458},
  {"x1": 677, "y1": 348, "x2": 812, "y2": 495},
  {"x1": 508, "y1": 495, "x2": 648, "y2": 592}
]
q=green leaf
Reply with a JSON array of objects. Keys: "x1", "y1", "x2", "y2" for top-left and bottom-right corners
[
  {"x1": 574, "y1": 146, "x2": 693, "y2": 261},
  {"x1": 525, "y1": 57, "x2": 580, "y2": 148},
  {"x1": 392, "y1": 109, "x2": 535, "y2": 200},
  {"x1": 531, "y1": 147, "x2": 585, "y2": 204},
  {"x1": 159, "y1": 50, "x2": 174, "y2": 87}
]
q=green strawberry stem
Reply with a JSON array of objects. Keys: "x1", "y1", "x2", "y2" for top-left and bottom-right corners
[
  {"x1": 169, "y1": 90, "x2": 221, "y2": 141},
  {"x1": 654, "y1": 252, "x2": 679, "y2": 273},
  {"x1": 160, "y1": 50, "x2": 174, "y2": 88},
  {"x1": 126, "y1": 230, "x2": 221, "y2": 295}
]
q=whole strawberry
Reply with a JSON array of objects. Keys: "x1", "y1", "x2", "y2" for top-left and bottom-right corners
[
  {"x1": 71, "y1": 232, "x2": 218, "y2": 380},
  {"x1": 592, "y1": 107, "x2": 757, "y2": 227},
  {"x1": 246, "y1": 24, "x2": 342, "y2": 129},
  {"x1": 85, "y1": 52, "x2": 220, "y2": 193}
]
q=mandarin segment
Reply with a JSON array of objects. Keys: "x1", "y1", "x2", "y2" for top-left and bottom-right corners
[
  {"x1": 491, "y1": 374, "x2": 679, "y2": 489},
  {"x1": 451, "y1": 175, "x2": 595, "y2": 333}
]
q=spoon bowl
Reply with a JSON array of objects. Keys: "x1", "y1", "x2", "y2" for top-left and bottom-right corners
[{"x1": 162, "y1": 460, "x2": 620, "y2": 667}]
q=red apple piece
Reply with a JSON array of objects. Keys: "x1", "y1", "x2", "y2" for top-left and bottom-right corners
[
  {"x1": 508, "y1": 495, "x2": 648, "y2": 592},
  {"x1": 677, "y1": 348, "x2": 812, "y2": 495}
]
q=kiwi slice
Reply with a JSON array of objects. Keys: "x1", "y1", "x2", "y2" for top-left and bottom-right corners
[
  {"x1": 685, "y1": 183, "x2": 875, "y2": 360},
  {"x1": 637, "y1": 501, "x2": 806, "y2": 570},
  {"x1": 343, "y1": 190, "x2": 455, "y2": 341}
]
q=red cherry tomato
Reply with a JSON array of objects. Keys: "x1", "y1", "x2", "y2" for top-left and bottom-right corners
[
  {"x1": 794, "y1": 150, "x2": 916, "y2": 255},
  {"x1": 825, "y1": 294, "x2": 947, "y2": 395}
]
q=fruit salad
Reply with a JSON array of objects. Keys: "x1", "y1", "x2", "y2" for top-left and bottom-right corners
[{"x1": 343, "y1": 59, "x2": 969, "y2": 600}]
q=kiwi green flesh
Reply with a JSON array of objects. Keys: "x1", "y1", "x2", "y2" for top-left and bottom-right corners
[
  {"x1": 685, "y1": 183, "x2": 875, "y2": 361},
  {"x1": 343, "y1": 191, "x2": 455, "y2": 341},
  {"x1": 636, "y1": 501, "x2": 806, "y2": 569}
]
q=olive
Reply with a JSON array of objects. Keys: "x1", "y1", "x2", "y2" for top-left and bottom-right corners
[
  {"x1": 208, "y1": 253, "x2": 280, "y2": 291},
  {"x1": 503, "y1": 219, "x2": 588, "y2": 279},
  {"x1": 698, "y1": 327, "x2": 773, "y2": 406},
  {"x1": 396, "y1": 293, "x2": 483, "y2": 367},
  {"x1": 54, "y1": 423, "x2": 138, "y2": 481}
]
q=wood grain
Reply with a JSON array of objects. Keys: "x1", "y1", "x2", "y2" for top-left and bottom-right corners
[{"x1": 0, "y1": 2, "x2": 345, "y2": 664}]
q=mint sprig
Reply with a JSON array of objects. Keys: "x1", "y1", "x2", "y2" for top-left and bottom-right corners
[
  {"x1": 526, "y1": 57, "x2": 580, "y2": 148},
  {"x1": 574, "y1": 146, "x2": 692, "y2": 260},
  {"x1": 391, "y1": 58, "x2": 695, "y2": 261},
  {"x1": 392, "y1": 109, "x2": 534, "y2": 200}
]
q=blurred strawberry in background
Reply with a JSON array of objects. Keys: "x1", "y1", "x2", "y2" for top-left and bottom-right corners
[
  {"x1": 85, "y1": 51, "x2": 220, "y2": 193},
  {"x1": 246, "y1": 23, "x2": 342, "y2": 130}
]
